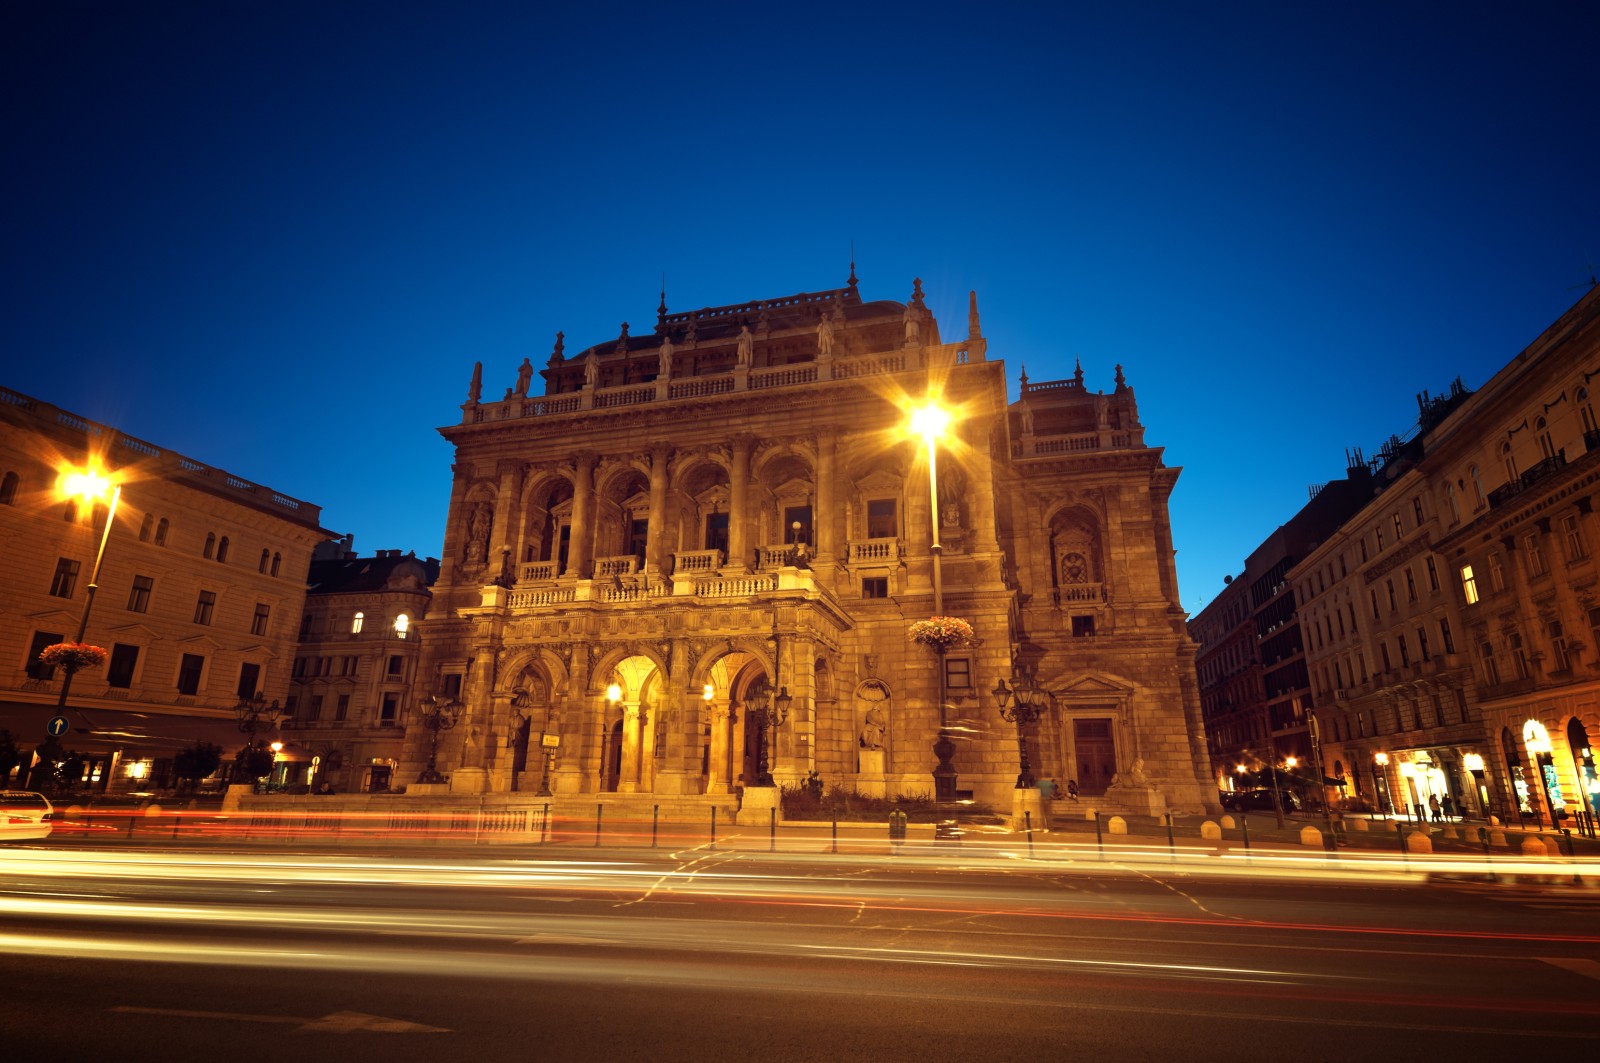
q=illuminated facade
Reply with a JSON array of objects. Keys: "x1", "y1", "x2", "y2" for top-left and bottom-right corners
[
  {"x1": 407, "y1": 273, "x2": 1215, "y2": 815},
  {"x1": 283, "y1": 537, "x2": 439, "y2": 793},
  {"x1": 1294, "y1": 285, "x2": 1600, "y2": 824},
  {"x1": 0, "y1": 386, "x2": 331, "y2": 791}
]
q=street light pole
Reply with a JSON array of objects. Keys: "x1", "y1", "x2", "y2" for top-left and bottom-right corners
[
  {"x1": 993, "y1": 675, "x2": 1049, "y2": 788},
  {"x1": 51, "y1": 471, "x2": 122, "y2": 723},
  {"x1": 911, "y1": 401, "x2": 957, "y2": 802},
  {"x1": 416, "y1": 695, "x2": 463, "y2": 784}
]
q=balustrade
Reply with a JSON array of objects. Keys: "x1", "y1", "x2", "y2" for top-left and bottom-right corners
[
  {"x1": 671, "y1": 549, "x2": 724, "y2": 574},
  {"x1": 846, "y1": 538, "x2": 901, "y2": 564},
  {"x1": 1054, "y1": 582, "x2": 1105, "y2": 604},
  {"x1": 594, "y1": 555, "x2": 640, "y2": 578},
  {"x1": 519, "y1": 560, "x2": 559, "y2": 582}
]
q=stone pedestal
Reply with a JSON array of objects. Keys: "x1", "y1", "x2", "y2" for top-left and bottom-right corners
[
  {"x1": 856, "y1": 748, "x2": 886, "y2": 798},
  {"x1": 1012, "y1": 787, "x2": 1048, "y2": 832},
  {"x1": 1105, "y1": 781, "x2": 1167, "y2": 816},
  {"x1": 408, "y1": 783, "x2": 449, "y2": 797},
  {"x1": 450, "y1": 767, "x2": 489, "y2": 794},
  {"x1": 737, "y1": 784, "x2": 781, "y2": 827},
  {"x1": 221, "y1": 784, "x2": 254, "y2": 812}
]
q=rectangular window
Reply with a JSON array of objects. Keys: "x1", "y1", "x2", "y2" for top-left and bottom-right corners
[
  {"x1": 127, "y1": 575, "x2": 153, "y2": 613},
  {"x1": 237, "y1": 662, "x2": 260, "y2": 699},
  {"x1": 1416, "y1": 625, "x2": 1430, "y2": 661},
  {"x1": 1404, "y1": 569, "x2": 1417, "y2": 602},
  {"x1": 866, "y1": 499, "x2": 898, "y2": 539},
  {"x1": 1412, "y1": 498, "x2": 1424, "y2": 527},
  {"x1": 387, "y1": 654, "x2": 403, "y2": 677},
  {"x1": 1072, "y1": 615, "x2": 1097, "y2": 637},
  {"x1": 25, "y1": 630, "x2": 65, "y2": 680},
  {"x1": 1478, "y1": 643, "x2": 1499, "y2": 687},
  {"x1": 944, "y1": 657, "x2": 971, "y2": 689},
  {"x1": 49, "y1": 558, "x2": 79, "y2": 598},
  {"x1": 335, "y1": 694, "x2": 349, "y2": 721},
  {"x1": 783, "y1": 505, "x2": 813, "y2": 546},
  {"x1": 861, "y1": 576, "x2": 889, "y2": 599},
  {"x1": 1397, "y1": 635, "x2": 1410, "y2": 667},
  {"x1": 1386, "y1": 579, "x2": 1397, "y2": 611},
  {"x1": 1393, "y1": 513, "x2": 1404, "y2": 540},
  {"x1": 300, "y1": 614, "x2": 313, "y2": 638},
  {"x1": 251, "y1": 603, "x2": 270, "y2": 636},
  {"x1": 1460, "y1": 564, "x2": 1479, "y2": 605},
  {"x1": 704, "y1": 512, "x2": 729, "y2": 555},
  {"x1": 308, "y1": 694, "x2": 324, "y2": 721},
  {"x1": 1488, "y1": 553, "x2": 1505, "y2": 591},
  {"x1": 1370, "y1": 588, "x2": 1381, "y2": 620},
  {"x1": 1562, "y1": 514, "x2": 1586, "y2": 561},
  {"x1": 1439, "y1": 617, "x2": 1456, "y2": 655},
  {"x1": 351, "y1": 612, "x2": 364, "y2": 634},
  {"x1": 1548, "y1": 620, "x2": 1570, "y2": 671},
  {"x1": 176, "y1": 653, "x2": 205, "y2": 696},
  {"x1": 107, "y1": 643, "x2": 139, "y2": 688},
  {"x1": 380, "y1": 693, "x2": 398, "y2": 725},
  {"x1": 1526, "y1": 534, "x2": 1547, "y2": 577},
  {"x1": 441, "y1": 672, "x2": 464, "y2": 698},
  {"x1": 1379, "y1": 642, "x2": 1392, "y2": 672},
  {"x1": 284, "y1": 694, "x2": 299, "y2": 718},
  {"x1": 627, "y1": 517, "x2": 649, "y2": 559},
  {"x1": 194, "y1": 590, "x2": 215, "y2": 625},
  {"x1": 1426, "y1": 557, "x2": 1439, "y2": 593},
  {"x1": 1456, "y1": 689, "x2": 1470, "y2": 723},
  {"x1": 342, "y1": 655, "x2": 357, "y2": 676},
  {"x1": 292, "y1": 657, "x2": 306, "y2": 678}
]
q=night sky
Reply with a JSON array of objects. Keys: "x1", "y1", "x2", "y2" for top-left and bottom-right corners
[{"x1": 4, "y1": 1, "x2": 1597, "y2": 610}]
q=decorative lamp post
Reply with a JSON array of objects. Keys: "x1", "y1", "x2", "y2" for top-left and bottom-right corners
[
  {"x1": 744, "y1": 677, "x2": 792, "y2": 788},
  {"x1": 40, "y1": 465, "x2": 123, "y2": 726},
  {"x1": 1373, "y1": 751, "x2": 1392, "y2": 817},
  {"x1": 910, "y1": 400, "x2": 960, "y2": 802},
  {"x1": 415, "y1": 695, "x2": 463, "y2": 784},
  {"x1": 909, "y1": 616, "x2": 974, "y2": 802},
  {"x1": 536, "y1": 732, "x2": 559, "y2": 796},
  {"x1": 993, "y1": 673, "x2": 1050, "y2": 788}
]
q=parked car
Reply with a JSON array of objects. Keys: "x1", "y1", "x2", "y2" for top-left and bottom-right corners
[
  {"x1": 0, "y1": 791, "x2": 54, "y2": 842},
  {"x1": 1220, "y1": 789, "x2": 1299, "y2": 813}
]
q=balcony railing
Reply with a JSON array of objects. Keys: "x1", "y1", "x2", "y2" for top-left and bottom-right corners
[
  {"x1": 594, "y1": 555, "x2": 640, "y2": 578},
  {"x1": 1054, "y1": 582, "x2": 1105, "y2": 604},
  {"x1": 846, "y1": 538, "x2": 902, "y2": 565},
  {"x1": 672, "y1": 549, "x2": 724, "y2": 574},
  {"x1": 520, "y1": 560, "x2": 560, "y2": 582}
]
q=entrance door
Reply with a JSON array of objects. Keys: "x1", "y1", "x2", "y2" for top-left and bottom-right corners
[
  {"x1": 605, "y1": 719, "x2": 624, "y2": 792},
  {"x1": 1073, "y1": 718, "x2": 1116, "y2": 796}
]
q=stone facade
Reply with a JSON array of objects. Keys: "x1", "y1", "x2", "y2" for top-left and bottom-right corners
[
  {"x1": 283, "y1": 537, "x2": 439, "y2": 793},
  {"x1": 0, "y1": 385, "x2": 331, "y2": 791},
  {"x1": 407, "y1": 274, "x2": 1215, "y2": 814}
]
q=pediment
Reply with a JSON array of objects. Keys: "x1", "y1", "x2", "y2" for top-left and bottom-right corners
[
  {"x1": 107, "y1": 623, "x2": 161, "y2": 640},
  {"x1": 177, "y1": 634, "x2": 226, "y2": 651},
  {"x1": 1054, "y1": 673, "x2": 1132, "y2": 697},
  {"x1": 24, "y1": 608, "x2": 79, "y2": 627}
]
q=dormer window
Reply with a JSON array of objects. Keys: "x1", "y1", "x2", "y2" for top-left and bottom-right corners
[
  {"x1": 352, "y1": 611, "x2": 365, "y2": 634},
  {"x1": 394, "y1": 613, "x2": 410, "y2": 638}
]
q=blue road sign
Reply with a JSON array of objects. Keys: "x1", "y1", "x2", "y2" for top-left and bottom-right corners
[{"x1": 46, "y1": 715, "x2": 69, "y2": 738}]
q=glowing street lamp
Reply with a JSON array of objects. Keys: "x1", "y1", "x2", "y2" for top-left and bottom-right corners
[{"x1": 45, "y1": 464, "x2": 123, "y2": 726}]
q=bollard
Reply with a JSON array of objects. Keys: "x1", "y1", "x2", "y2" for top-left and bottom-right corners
[
  {"x1": 1241, "y1": 813, "x2": 1251, "y2": 855},
  {"x1": 1025, "y1": 810, "x2": 1034, "y2": 858},
  {"x1": 652, "y1": 804, "x2": 659, "y2": 848},
  {"x1": 888, "y1": 811, "x2": 908, "y2": 850},
  {"x1": 542, "y1": 802, "x2": 552, "y2": 844},
  {"x1": 1478, "y1": 826, "x2": 1496, "y2": 883},
  {"x1": 710, "y1": 806, "x2": 718, "y2": 850},
  {"x1": 1395, "y1": 820, "x2": 1408, "y2": 865},
  {"x1": 1563, "y1": 829, "x2": 1583, "y2": 886},
  {"x1": 595, "y1": 803, "x2": 603, "y2": 847},
  {"x1": 1165, "y1": 812, "x2": 1176, "y2": 862},
  {"x1": 832, "y1": 814, "x2": 838, "y2": 854},
  {"x1": 1093, "y1": 811, "x2": 1104, "y2": 859},
  {"x1": 171, "y1": 814, "x2": 181, "y2": 840},
  {"x1": 769, "y1": 807, "x2": 777, "y2": 852}
]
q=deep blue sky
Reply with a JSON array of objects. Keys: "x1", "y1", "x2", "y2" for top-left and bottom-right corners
[{"x1": 4, "y1": 2, "x2": 1597, "y2": 611}]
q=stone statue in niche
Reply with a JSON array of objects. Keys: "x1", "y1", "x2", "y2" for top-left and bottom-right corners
[
  {"x1": 464, "y1": 501, "x2": 492, "y2": 564},
  {"x1": 902, "y1": 302, "x2": 921, "y2": 346},
  {"x1": 938, "y1": 466, "x2": 966, "y2": 530},
  {"x1": 816, "y1": 310, "x2": 834, "y2": 358},
  {"x1": 584, "y1": 348, "x2": 600, "y2": 389},
  {"x1": 658, "y1": 336, "x2": 675, "y2": 380},
  {"x1": 859, "y1": 703, "x2": 886, "y2": 750},
  {"x1": 515, "y1": 358, "x2": 533, "y2": 398},
  {"x1": 735, "y1": 323, "x2": 754, "y2": 367}
]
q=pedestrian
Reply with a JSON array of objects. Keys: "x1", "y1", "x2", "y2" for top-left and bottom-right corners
[
  {"x1": 1442, "y1": 794, "x2": 1457, "y2": 821},
  {"x1": 1428, "y1": 794, "x2": 1441, "y2": 822},
  {"x1": 1066, "y1": 779, "x2": 1079, "y2": 800},
  {"x1": 1037, "y1": 777, "x2": 1057, "y2": 802}
]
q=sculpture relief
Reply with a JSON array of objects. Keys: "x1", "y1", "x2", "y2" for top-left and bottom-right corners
[{"x1": 463, "y1": 501, "x2": 492, "y2": 564}]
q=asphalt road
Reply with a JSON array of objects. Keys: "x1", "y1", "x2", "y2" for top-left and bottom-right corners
[{"x1": 2, "y1": 837, "x2": 1597, "y2": 1062}]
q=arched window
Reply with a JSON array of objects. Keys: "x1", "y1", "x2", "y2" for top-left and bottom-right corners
[
  {"x1": 352, "y1": 611, "x2": 364, "y2": 634},
  {"x1": 1443, "y1": 481, "x2": 1459, "y2": 523},
  {"x1": 139, "y1": 513, "x2": 154, "y2": 541},
  {"x1": 393, "y1": 613, "x2": 410, "y2": 639},
  {"x1": 1501, "y1": 442, "x2": 1517, "y2": 483},
  {"x1": 270, "y1": 552, "x2": 281, "y2": 576},
  {"x1": 203, "y1": 533, "x2": 216, "y2": 559},
  {"x1": 0, "y1": 471, "x2": 18, "y2": 505},
  {"x1": 259, "y1": 549, "x2": 270, "y2": 573},
  {"x1": 1469, "y1": 465, "x2": 1485, "y2": 508},
  {"x1": 1579, "y1": 388, "x2": 1598, "y2": 437},
  {"x1": 216, "y1": 536, "x2": 230, "y2": 563},
  {"x1": 64, "y1": 500, "x2": 77, "y2": 522},
  {"x1": 155, "y1": 518, "x2": 169, "y2": 546},
  {"x1": 1536, "y1": 417, "x2": 1556, "y2": 460}
]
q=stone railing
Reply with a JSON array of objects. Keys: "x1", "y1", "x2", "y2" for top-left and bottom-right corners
[
  {"x1": 1013, "y1": 431, "x2": 1139, "y2": 458},
  {"x1": 1054, "y1": 582, "x2": 1105, "y2": 604},
  {"x1": 694, "y1": 573, "x2": 779, "y2": 598},
  {"x1": 846, "y1": 538, "x2": 902, "y2": 565},
  {"x1": 594, "y1": 556, "x2": 640, "y2": 578},
  {"x1": 507, "y1": 587, "x2": 577, "y2": 609},
  {"x1": 672, "y1": 549, "x2": 724, "y2": 574},
  {"x1": 754, "y1": 543, "x2": 813, "y2": 568},
  {"x1": 520, "y1": 560, "x2": 559, "y2": 582},
  {"x1": 751, "y1": 365, "x2": 818, "y2": 390},
  {"x1": 597, "y1": 581, "x2": 670, "y2": 603}
]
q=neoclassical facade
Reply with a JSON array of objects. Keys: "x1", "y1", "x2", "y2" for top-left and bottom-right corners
[{"x1": 407, "y1": 273, "x2": 1214, "y2": 814}]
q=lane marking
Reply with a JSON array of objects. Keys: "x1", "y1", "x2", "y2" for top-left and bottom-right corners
[
  {"x1": 1543, "y1": 958, "x2": 1600, "y2": 981},
  {"x1": 112, "y1": 1006, "x2": 448, "y2": 1033}
]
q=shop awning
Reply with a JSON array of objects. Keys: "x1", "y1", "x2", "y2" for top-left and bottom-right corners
[{"x1": 0, "y1": 701, "x2": 251, "y2": 759}]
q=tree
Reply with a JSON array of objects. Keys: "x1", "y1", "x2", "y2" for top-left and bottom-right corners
[
  {"x1": 173, "y1": 741, "x2": 223, "y2": 791},
  {"x1": 233, "y1": 742, "x2": 275, "y2": 784},
  {"x1": 0, "y1": 729, "x2": 19, "y2": 786}
]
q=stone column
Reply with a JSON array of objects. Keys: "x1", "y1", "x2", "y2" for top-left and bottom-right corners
[
  {"x1": 490, "y1": 459, "x2": 522, "y2": 581},
  {"x1": 816, "y1": 431, "x2": 837, "y2": 563},
  {"x1": 728, "y1": 436, "x2": 753, "y2": 572},
  {"x1": 567, "y1": 453, "x2": 597, "y2": 578},
  {"x1": 552, "y1": 644, "x2": 591, "y2": 794},
  {"x1": 618, "y1": 699, "x2": 643, "y2": 793},
  {"x1": 966, "y1": 426, "x2": 1000, "y2": 554},
  {"x1": 706, "y1": 699, "x2": 733, "y2": 794},
  {"x1": 646, "y1": 443, "x2": 670, "y2": 576}
]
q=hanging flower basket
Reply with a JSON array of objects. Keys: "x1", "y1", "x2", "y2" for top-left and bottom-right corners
[
  {"x1": 908, "y1": 616, "x2": 975, "y2": 651},
  {"x1": 38, "y1": 642, "x2": 108, "y2": 671}
]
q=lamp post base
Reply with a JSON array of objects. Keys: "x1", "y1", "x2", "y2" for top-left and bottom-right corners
[{"x1": 933, "y1": 729, "x2": 958, "y2": 802}]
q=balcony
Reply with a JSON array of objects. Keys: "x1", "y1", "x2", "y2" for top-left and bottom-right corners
[
  {"x1": 1053, "y1": 582, "x2": 1105, "y2": 605},
  {"x1": 846, "y1": 538, "x2": 902, "y2": 565}
]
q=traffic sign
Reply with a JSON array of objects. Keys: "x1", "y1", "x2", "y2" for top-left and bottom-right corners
[{"x1": 46, "y1": 715, "x2": 69, "y2": 737}]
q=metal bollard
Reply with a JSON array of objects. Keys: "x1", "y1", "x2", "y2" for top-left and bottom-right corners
[
  {"x1": 1165, "y1": 812, "x2": 1176, "y2": 863},
  {"x1": 1478, "y1": 826, "x2": 1495, "y2": 883},
  {"x1": 1024, "y1": 810, "x2": 1034, "y2": 858},
  {"x1": 1093, "y1": 810, "x2": 1104, "y2": 859},
  {"x1": 1240, "y1": 813, "x2": 1251, "y2": 855},
  {"x1": 652, "y1": 804, "x2": 659, "y2": 848},
  {"x1": 594, "y1": 803, "x2": 603, "y2": 847},
  {"x1": 769, "y1": 807, "x2": 777, "y2": 852},
  {"x1": 710, "y1": 806, "x2": 717, "y2": 849},
  {"x1": 1395, "y1": 820, "x2": 1408, "y2": 865}
]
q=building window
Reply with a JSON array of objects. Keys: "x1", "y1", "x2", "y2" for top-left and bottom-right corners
[
  {"x1": 127, "y1": 575, "x2": 153, "y2": 613},
  {"x1": 394, "y1": 613, "x2": 410, "y2": 639},
  {"x1": 335, "y1": 694, "x2": 350, "y2": 721},
  {"x1": 49, "y1": 558, "x2": 80, "y2": 598},
  {"x1": 177, "y1": 653, "x2": 205, "y2": 696},
  {"x1": 1562, "y1": 514, "x2": 1586, "y2": 561},
  {"x1": 1379, "y1": 642, "x2": 1392, "y2": 672},
  {"x1": 1376, "y1": 526, "x2": 1385, "y2": 552},
  {"x1": 237, "y1": 662, "x2": 260, "y2": 699},
  {"x1": 155, "y1": 518, "x2": 169, "y2": 546},
  {"x1": 259, "y1": 549, "x2": 270, "y2": 573},
  {"x1": 1397, "y1": 635, "x2": 1410, "y2": 668},
  {"x1": 783, "y1": 505, "x2": 813, "y2": 546},
  {"x1": 1359, "y1": 538, "x2": 1369, "y2": 563},
  {"x1": 441, "y1": 672, "x2": 464, "y2": 698},
  {"x1": 1404, "y1": 569, "x2": 1417, "y2": 602},
  {"x1": 271, "y1": 552, "x2": 281, "y2": 576},
  {"x1": 1477, "y1": 641, "x2": 1498, "y2": 685},
  {"x1": 1370, "y1": 588, "x2": 1381, "y2": 619},
  {"x1": 203, "y1": 533, "x2": 216, "y2": 559},
  {"x1": 1393, "y1": 513, "x2": 1404, "y2": 540},
  {"x1": 194, "y1": 591, "x2": 216, "y2": 625},
  {"x1": 284, "y1": 695, "x2": 299, "y2": 718},
  {"x1": 0, "y1": 471, "x2": 16, "y2": 505},
  {"x1": 216, "y1": 536, "x2": 230, "y2": 563},
  {"x1": 381, "y1": 693, "x2": 398, "y2": 725},
  {"x1": 1509, "y1": 632, "x2": 1529, "y2": 679},
  {"x1": 1460, "y1": 564, "x2": 1479, "y2": 605},
  {"x1": 139, "y1": 514, "x2": 153, "y2": 541},
  {"x1": 1426, "y1": 557, "x2": 1440, "y2": 593},
  {"x1": 352, "y1": 611, "x2": 364, "y2": 634},
  {"x1": 308, "y1": 694, "x2": 324, "y2": 721},
  {"x1": 300, "y1": 614, "x2": 313, "y2": 639},
  {"x1": 251, "y1": 603, "x2": 270, "y2": 636},
  {"x1": 1072, "y1": 615, "x2": 1096, "y2": 637},
  {"x1": 1444, "y1": 482, "x2": 1460, "y2": 523},
  {"x1": 1501, "y1": 443, "x2": 1518, "y2": 484},
  {"x1": 106, "y1": 643, "x2": 139, "y2": 688},
  {"x1": 1416, "y1": 625, "x2": 1430, "y2": 661},
  {"x1": 1412, "y1": 498, "x2": 1424, "y2": 528},
  {"x1": 1470, "y1": 465, "x2": 1484, "y2": 508},
  {"x1": 1548, "y1": 620, "x2": 1571, "y2": 672},
  {"x1": 1524, "y1": 534, "x2": 1546, "y2": 578},
  {"x1": 1385, "y1": 579, "x2": 1397, "y2": 612},
  {"x1": 1439, "y1": 617, "x2": 1456, "y2": 655},
  {"x1": 944, "y1": 657, "x2": 971, "y2": 690},
  {"x1": 292, "y1": 657, "x2": 306, "y2": 678},
  {"x1": 341, "y1": 656, "x2": 357, "y2": 676},
  {"x1": 25, "y1": 630, "x2": 65, "y2": 680},
  {"x1": 1456, "y1": 689, "x2": 1469, "y2": 723},
  {"x1": 866, "y1": 499, "x2": 898, "y2": 539},
  {"x1": 1488, "y1": 553, "x2": 1505, "y2": 591},
  {"x1": 387, "y1": 655, "x2": 403, "y2": 677},
  {"x1": 861, "y1": 576, "x2": 888, "y2": 599}
]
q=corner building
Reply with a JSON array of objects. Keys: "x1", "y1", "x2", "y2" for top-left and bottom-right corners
[{"x1": 411, "y1": 274, "x2": 1214, "y2": 815}]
